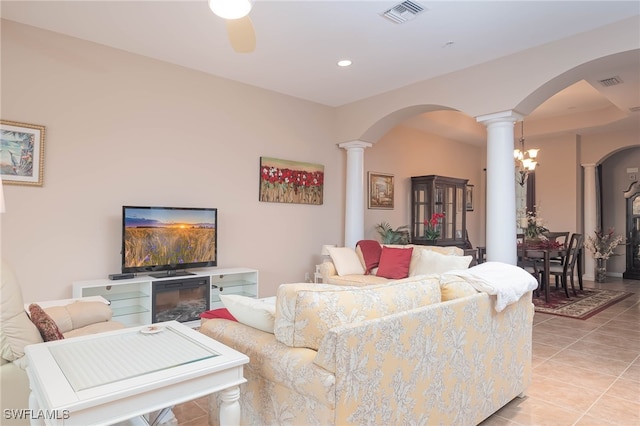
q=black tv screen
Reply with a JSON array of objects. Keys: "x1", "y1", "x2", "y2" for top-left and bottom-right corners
[{"x1": 122, "y1": 206, "x2": 217, "y2": 278}]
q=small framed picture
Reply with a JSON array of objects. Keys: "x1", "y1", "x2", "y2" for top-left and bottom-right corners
[
  {"x1": 368, "y1": 172, "x2": 394, "y2": 209},
  {"x1": 466, "y1": 185, "x2": 474, "y2": 211},
  {"x1": 1, "y1": 120, "x2": 46, "y2": 186}
]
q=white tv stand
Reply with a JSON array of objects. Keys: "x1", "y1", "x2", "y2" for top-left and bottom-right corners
[{"x1": 72, "y1": 267, "x2": 258, "y2": 327}]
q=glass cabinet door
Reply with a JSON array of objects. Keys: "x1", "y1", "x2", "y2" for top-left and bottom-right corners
[{"x1": 455, "y1": 186, "x2": 464, "y2": 239}]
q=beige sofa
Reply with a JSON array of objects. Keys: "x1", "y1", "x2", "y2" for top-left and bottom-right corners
[
  {"x1": 0, "y1": 261, "x2": 125, "y2": 425},
  {"x1": 320, "y1": 244, "x2": 473, "y2": 286},
  {"x1": 200, "y1": 267, "x2": 535, "y2": 425}
]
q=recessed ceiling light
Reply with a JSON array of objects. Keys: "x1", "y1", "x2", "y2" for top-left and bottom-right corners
[{"x1": 337, "y1": 59, "x2": 352, "y2": 67}]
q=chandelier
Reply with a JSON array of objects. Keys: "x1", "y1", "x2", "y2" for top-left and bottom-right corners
[{"x1": 514, "y1": 121, "x2": 539, "y2": 185}]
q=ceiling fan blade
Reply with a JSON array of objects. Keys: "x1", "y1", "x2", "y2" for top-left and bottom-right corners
[{"x1": 226, "y1": 16, "x2": 256, "y2": 53}]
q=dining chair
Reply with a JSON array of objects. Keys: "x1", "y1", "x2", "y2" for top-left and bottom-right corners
[
  {"x1": 540, "y1": 233, "x2": 584, "y2": 297},
  {"x1": 543, "y1": 231, "x2": 570, "y2": 264},
  {"x1": 544, "y1": 231, "x2": 570, "y2": 248}
]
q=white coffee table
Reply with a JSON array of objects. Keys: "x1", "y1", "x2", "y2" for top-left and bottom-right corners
[{"x1": 24, "y1": 321, "x2": 249, "y2": 426}]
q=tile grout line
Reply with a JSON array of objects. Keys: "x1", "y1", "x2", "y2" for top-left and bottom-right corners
[{"x1": 570, "y1": 302, "x2": 639, "y2": 425}]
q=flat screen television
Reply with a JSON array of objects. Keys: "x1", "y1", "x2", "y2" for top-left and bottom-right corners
[{"x1": 122, "y1": 206, "x2": 217, "y2": 278}]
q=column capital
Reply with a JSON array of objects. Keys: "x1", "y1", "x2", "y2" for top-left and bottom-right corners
[
  {"x1": 581, "y1": 163, "x2": 597, "y2": 169},
  {"x1": 338, "y1": 140, "x2": 373, "y2": 150},
  {"x1": 476, "y1": 110, "x2": 524, "y2": 125}
]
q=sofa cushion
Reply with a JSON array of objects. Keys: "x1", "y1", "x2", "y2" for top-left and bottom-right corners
[
  {"x1": 28, "y1": 304, "x2": 64, "y2": 342},
  {"x1": 412, "y1": 249, "x2": 473, "y2": 276},
  {"x1": 438, "y1": 275, "x2": 479, "y2": 301},
  {"x1": 1, "y1": 261, "x2": 44, "y2": 362},
  {"x1": 274, "y1": 277, "x2": 441, "y2": 350},
  {"x1": 328, "y1": 247, "x2": 365, "y2": 276},
  {"x1": 325, "y1": 274, "x2": 390, "y2": 287},
  {"x1": 384, "y1": 245, "x2": 464, "y2": 276},
  {"x1": 376, "y1": 246, "x2": 413, "y2": 279},
  {"x1": 220, "y1": 294, "x2": 276, "y2": 333}
]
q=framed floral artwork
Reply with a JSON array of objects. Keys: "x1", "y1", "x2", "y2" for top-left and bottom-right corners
[
  {"x1": 259, "y1": 157, "x2": 324, "y2": 205},
  {"x1": 368, "y1": 172, "x2": 394, "y2": 209},
  {"x1": 1, "y1": 120, "x2": 46, "y2": 186}
]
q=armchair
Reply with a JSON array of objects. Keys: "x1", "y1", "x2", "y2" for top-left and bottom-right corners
[{"x1": 1, "y1": 260, "x2": 126, "y2": 425}]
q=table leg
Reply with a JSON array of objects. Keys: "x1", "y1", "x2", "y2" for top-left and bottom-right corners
[
  {"x1": 28, "y1": 391, "x2": 44, "y2": 426},
  {"x1": 219, "y1": 386, "x2": 241, "y2": 426},
  {"x1": 544, "y1": 250, "x2": 550, "y2": 303}
]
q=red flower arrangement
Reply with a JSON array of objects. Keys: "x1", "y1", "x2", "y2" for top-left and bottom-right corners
[{"x1": 424, "y1": 212, "x2": 445, "y2": 240}]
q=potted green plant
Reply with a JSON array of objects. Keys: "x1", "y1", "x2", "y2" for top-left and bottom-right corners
[{"x1": 375, "y1": 222, "x2": 409, "y2": 244}]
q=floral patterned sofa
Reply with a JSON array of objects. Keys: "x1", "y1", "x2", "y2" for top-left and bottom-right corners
[{"x1": 199, "y1": 266, "x2": 535, "y2": 425}]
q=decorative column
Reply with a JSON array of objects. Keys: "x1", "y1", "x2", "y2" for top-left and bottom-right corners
[
  {"x1": 583, "y1": 163, "x2": 597, "y2": 280},
  {"x1": 338, "y1": 140, "x2": 372, "y2": 248},
  {"x1": 476, "y1": 111, "x2": 522, "y2": 265}
]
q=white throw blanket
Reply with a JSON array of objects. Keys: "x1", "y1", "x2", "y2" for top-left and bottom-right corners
[{"x1": 442, "y1": 261, "x2": 538, "y2": 312}]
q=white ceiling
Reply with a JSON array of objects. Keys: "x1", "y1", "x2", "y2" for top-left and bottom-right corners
[{"x1": 2, "y1": 0, "x2": 639, "y2": 144}]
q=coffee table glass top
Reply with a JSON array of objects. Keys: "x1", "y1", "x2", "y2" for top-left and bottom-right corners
[{"x1": 49, "y1": 325, "x2": 219, "y2": 392}]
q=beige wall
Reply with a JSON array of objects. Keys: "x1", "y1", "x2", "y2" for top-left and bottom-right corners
[
  {"x1": 1, "y1": 21, "x2": 344, "y2": 301},
  {"x1": 531, "y1": 134, "x2": 581, "y2": 233},
  {"x1": 363, "y1": 125, "x2": 484, "y2": 246}
]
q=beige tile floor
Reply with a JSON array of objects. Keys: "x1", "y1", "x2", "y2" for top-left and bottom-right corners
[{"x1": 174, "y1": 277, "x2": 640, "y2": 426}]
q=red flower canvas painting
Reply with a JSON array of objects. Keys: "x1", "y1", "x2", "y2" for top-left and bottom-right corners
[{"x1": 259, "y1": 157, "x2": 324, "y2": 205}]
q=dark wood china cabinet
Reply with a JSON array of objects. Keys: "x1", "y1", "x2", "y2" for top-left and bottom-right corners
[{"x1": 410, "y1": 175, "x2": 468, "y2": 248}]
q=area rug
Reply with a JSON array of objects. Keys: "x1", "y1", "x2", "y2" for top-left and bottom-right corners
[{"x1": 533, "y1": 288, "x2": 633, "y2": 320}]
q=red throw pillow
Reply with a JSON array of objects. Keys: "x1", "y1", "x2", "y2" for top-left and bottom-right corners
[
  {"x1": 357, "y1": 239, "x2": 382, "y2": 274},
  {"x1": 200, "y1": 308, "x2": 238, "y2": 322},
  {"x1": 376, "y1": 246, "x2": 413, "y2": 279},
  {"x1": 29, "y1": 303, "x2": 64, "y2": 342}
]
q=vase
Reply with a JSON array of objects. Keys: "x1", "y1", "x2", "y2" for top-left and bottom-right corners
[
  {"x1": 595, "y1": 258, "x2": 607, "y2": 283},
  {"x1": 423, "y1": 239, "x2": 437, "y2": 246}
]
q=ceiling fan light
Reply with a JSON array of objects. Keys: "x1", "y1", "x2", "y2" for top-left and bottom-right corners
[{"x1": 209, "y1": 0, "x2": 253, "y2": 20}]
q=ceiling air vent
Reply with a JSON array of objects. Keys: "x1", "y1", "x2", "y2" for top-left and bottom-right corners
[
  {"x1": 381, "y1": 1, "x2": 425, "y2": 24},
  {"x1": 630, "y1": 106, "x2": 640, "y2": 113},
  {"x1": 598, "y1": 76, "x2": 623, "y2": 87}
]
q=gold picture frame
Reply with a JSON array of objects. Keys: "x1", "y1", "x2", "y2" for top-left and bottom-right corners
[
  {"x1": 368, "y1": 172, "x2": 394, "y2": 209},
  {"x1": 1, "y1": 120, "x2": 46, "y2": 186}
]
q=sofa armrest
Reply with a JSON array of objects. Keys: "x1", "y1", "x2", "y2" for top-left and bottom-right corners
[
  {"x1": 24, "y1": 295, "x2": 110, "y2": 312},
  {"x1": 319, "y1": 261, "x2": 337, "y2": 282},
  {"x1": 24, "y1": 296, "x2": 116, "y2": 334}
]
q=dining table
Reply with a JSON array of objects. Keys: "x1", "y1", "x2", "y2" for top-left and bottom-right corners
[{"x1": 517, "y1": 245, "x2": 583, "y2": 302}]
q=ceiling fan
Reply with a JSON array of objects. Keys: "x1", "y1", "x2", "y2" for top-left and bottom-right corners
[{"x1": 208, "y1": 0, "x2": 256, "y2": 53}]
